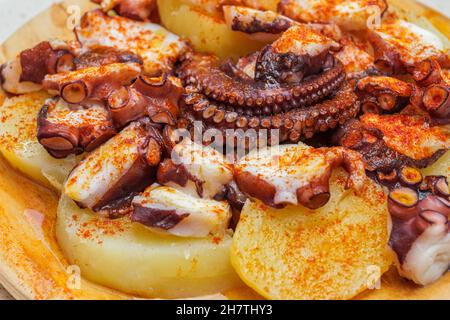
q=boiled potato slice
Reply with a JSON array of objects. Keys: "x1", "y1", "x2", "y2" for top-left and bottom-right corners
[
  {"x1": 56, "y1": 195, "x2": 242, "y2": 298},
  {"x1": 421, "y1": 150, "x2": 450, "y2": 180},
  {"x1": 231, "y1": 168, "x2": 392, "y2": 300},
  {"x1": 158, "y1": 0, "x2": 268, "y2": 59},
  {"x1": 0, "y1": 92, "x2": 79, "y2": 190}
]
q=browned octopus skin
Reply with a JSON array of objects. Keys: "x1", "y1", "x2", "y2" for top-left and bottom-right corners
[
  {"x1": 107, "y1": 73, "x2": 183, "y2": 129},
  {"x1": 229, "y1": 12, "x2": 294, "y2": 35},
  {"x1": 178, "y1": 50, "x2": 357, "y2": 143},
  {"x1": 333, "y1": 119, "x2": 446, "y2": 174},
  {"x1": 18, "y1": 41, "x2": 75, "y2": 84},
  {"x1": 384, "y1": 171, "x2": 450, "y2": 264},
  {"x1": 407, "y1": 59, "x2": 450, "y2": 122},
  {"x1": 355, "y1": 76, "x2": 413, "y2": 114},
  {"x1": 73, "y1": 47, "x2": 143, "y2": 70},
  {"x1": 93, "y1": 120, "x2": 166, "y2": 216}
]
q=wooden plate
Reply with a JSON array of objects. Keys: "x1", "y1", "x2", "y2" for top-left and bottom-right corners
[{"x1": 0, "y1": 0, "x2": 449, "y2": 300}]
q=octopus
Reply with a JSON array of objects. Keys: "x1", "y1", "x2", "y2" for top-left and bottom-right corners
[
  {"x1": 368, "y1": 19, "x2": 450, "y2": 75},
  {"x1": 234, "y1": 143, "x2": 366, "y2": 209},
  {"x1": 0, "y1": 40, "x2": 77, "y2": 94},
  {"x1": 91, "y1": 0, "x2": 157, "y2": 21},
  {"x1": 75, "y1": 10, "x2": 187, "y2": 74},
  {"x1": 132, "y1": 185, "x2": 232, "y2": 237},
  {"x1": 383, "y1": 168, "x2": 450, "y2": 285},
  {"x1": 222, "y1": 5, "x2": 343, "y2": 42},
  {"x1": 64, "y1": 119, "x2": 165, "y2": 215},
  {"x1": 355, "y1": 76, "x2": 413, "y2": 114},
  {"x1": 37, "y1": 71, "x2": 182, "y2": 157},
  {"x1": 177, "y1": 25, "x2": 359, "y2": 145},
  {"x1": 334, "y1": 114, "x2": 450, "y2": 175},
  {"x1": 43, "y1": 62, "x2": 142, "y2": 104},
  {"x1": 37, "y1": 97, "x2": 117, "y2": 158},
  {"x1": 278, "y1": 0, "x2": 388, "y2": 31}
]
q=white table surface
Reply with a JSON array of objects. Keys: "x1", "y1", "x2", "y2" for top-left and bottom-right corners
[{"x1": 0, "y1": 0, "x2": 449, "y2": 300}]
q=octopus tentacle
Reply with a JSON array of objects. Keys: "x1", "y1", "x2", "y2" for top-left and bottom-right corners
[
  {"x1": 356, "y1": 76, "x2": 413, "y2": 114},
  {"x1": 37, "y1": 97, "x2": 117, "y2": 158},
  {"x1": 43, "y1": 62, "x2": 142, "y2": 104},
  {"x1": 386, "y1": 175, "x2": 450, "y2": 285},
  {"x1": 179, "y1": 51, "x2": 345, "y2": 108},
  {"x1": 183, "y1": 82, "x2": 357, "y2": 143}
]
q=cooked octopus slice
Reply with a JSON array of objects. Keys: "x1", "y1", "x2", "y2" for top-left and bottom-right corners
[
  {"x1": 356, "y1": 76, "x2": 413, "y2": 113},
  {"x1": 37, "y1": 97, "x2": 116, "y2": 158},
  {"x1": 73, "y1": 47, "x2": 143, "y2": 69},
  {"x1": 43, "y1": 62, "x2": 141, "y2": 104},
  {"x1": 107, "y1": 74, "x2": 183, "y2": 128},
  {"x1": 0, "y1": 59, "x2": 43, "y2": 94},
  {"x1": 64, "y1": 120, "x2": 161, "y2": 211},
  {"x1": 334, "y1": 115, "x2": 450, "y2": 174},
  {"x1": 278, "y1": 0, "x2": 388, "y2": 31},
  {"x1": 368, "y1": 19, "x2": 450, "y2": 74},
  {"x1": 361, "y1": 113, "x2": 450, "y2": 162},
  {"x1": 75, "y1": 10, "x2": 187, "y2": 74},
  {"x1": 92, "y1": 0, "x2": 157, "y2": 21},
  {"x1": 388, "y1": 180, "x2": 450, "y2": 285},
  {"x1": 1, "y1": 40, "x2": 76, "y2": 94},
  {"x1": 132, "y1": 185, "x2": 232, "y2": 238},
  {"x1": 157, "y1": 139, "x2": 234, "y2": 199},
  {"x1": 223, "y1": 5, "x2": 343, "y2": 41},
  {"x1": 255, "y1": 24, "x2": 340, "y2": 84},
  {"x1": 235, "y1": 143, "x2": 366, "y2": 209},
  {"x1": 334, "y1": 39, "x2": 377, "y2": 80},
  {"x1": 223, "y1": 5, "x2": 295, "y2": 36}
]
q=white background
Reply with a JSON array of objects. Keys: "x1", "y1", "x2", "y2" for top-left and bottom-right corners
[{"x1": 0, "y1": 0, "x2": 449, "y2": 43}]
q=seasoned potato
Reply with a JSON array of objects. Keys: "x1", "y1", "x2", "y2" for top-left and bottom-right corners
[
  {"x1": 0, "y1": 92, "x2": 79, "y2": 190},
  {"x1": 421, "y1": 150, "x2": 450, "y2": 180},
  {"x1": 157, "y1": 0, "x2": 268, "y2": 59},
  {"x1": 231, "y1": 168, "x2": 392, "y2": 300},
  {"x1": 56, "y1": 195, "x2": 242, "y2": 298}
]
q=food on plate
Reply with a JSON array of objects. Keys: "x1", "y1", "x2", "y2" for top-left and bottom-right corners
[
  {"x1": 56, "y1": 193, "x2": 240, "y2": 298},
  {"x1": 0, "y1": 0, "x2": 449, "y2": 300},
  {"x1": 231, "y1": 145, "x2": 391, "y2": 299},
  {"x1": 0, "y1": 92, "x2": 80, "y2": 190}
]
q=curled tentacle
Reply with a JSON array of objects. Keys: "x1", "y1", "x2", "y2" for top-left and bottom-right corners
[
  {"x1": 333, "y1": 115, "x2": 449, "y2": 174},
  {"x1": 43, "y1": 62, "x2": 141, "y2": 104},
  {"x1": 37, "y1": 97, "x2": 116, "y2": 158},
  {"x1": 73, "y1": 47, "x2": 143, "y2": 69},
  {"x1": 356, "y1": 76, "x2": 412, "y2": 114}
]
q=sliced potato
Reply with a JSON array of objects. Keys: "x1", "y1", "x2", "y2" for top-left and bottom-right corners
[
  {"x1": 56, "y1": 194, "x2": 242, "y2": 298},
  {"x1": 158, "y1": 0, "x2": 268, "y2": 59},
  {"x1": 421, "y1": 150, "x2": 450, "y2": 180},
  {"x1": 231, "y1": 168, "x2": 392, "y2": 300},
  {"x1": 0, "y1": 92, "x2": 79, "y2": 190}
]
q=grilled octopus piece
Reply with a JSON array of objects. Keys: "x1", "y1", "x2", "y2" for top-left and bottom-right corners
[
  {"x1": 43, "y1": 62, "x2": 142, "y2": 105},
  {"x1": 107, "y1": 74, "x2": 183, "y2": 129},
  {"x1": 333, "y1": 115, "x2": 449, "y2": 174},
  {"x1": 1, "y1": 41, "x2": 76, "y2": 94},
  {"x1": 178, "y1": 25, "x2": 358, "y2": 145},
  {"x1": 234, "y1": 143, "x2": 366, "y2": 209},
  {"x1": 37, "y1": 97, "x2": 116, "y2": 158},
  {"x1": 383, "y1": 171, "x2": 450, "y2": 285},
  {"x1": 64, "y1": 119, "x2": 164, "y2": 216}
]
